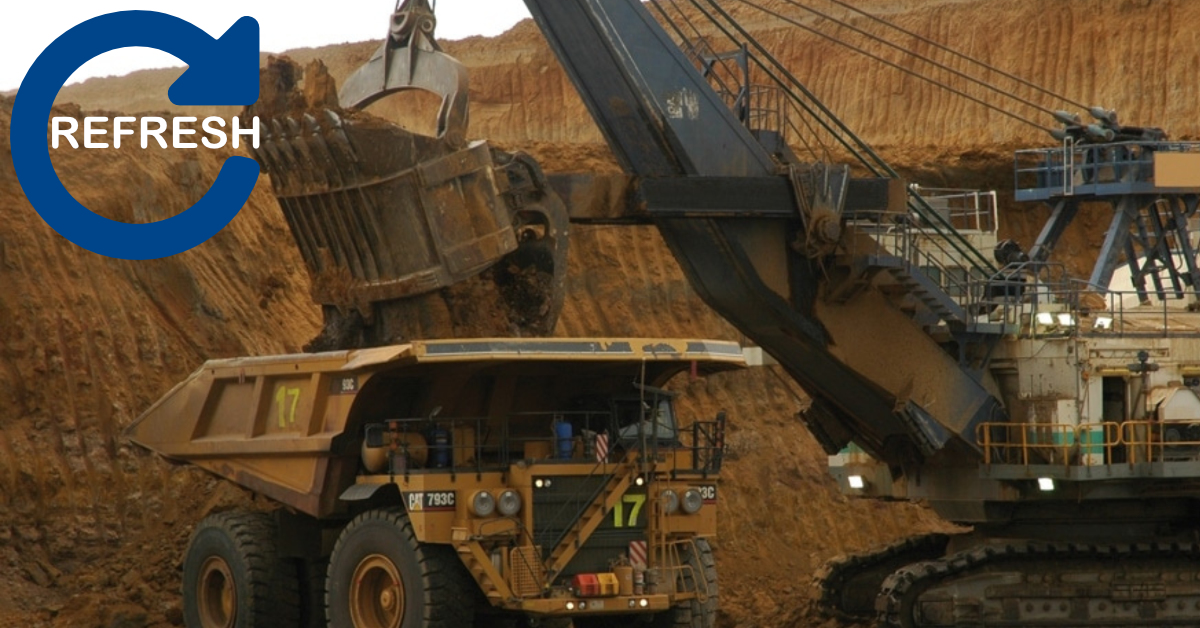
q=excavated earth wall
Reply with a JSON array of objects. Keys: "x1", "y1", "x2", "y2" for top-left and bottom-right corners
[{"x1": 4, "y1": 1, "x2": 1195, "y2": 626}]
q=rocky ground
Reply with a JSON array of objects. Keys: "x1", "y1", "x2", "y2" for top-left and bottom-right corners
[{"x1": 4, "y1": 0, "x2": 1196, "y2": 626}]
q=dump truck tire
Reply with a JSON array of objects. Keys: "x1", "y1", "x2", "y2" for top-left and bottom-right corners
[
  {"x1": 298, "y1": 557, "x2": 329, "y2": 628},
  {"x1": 654, "y1": 539, "x2": 718, "y2": 628},
  {"x1": 326, "y1": 507, "x2": 473, "y2": 628},
  {"x1": 182, "y1": 510, "x2": 301, "y2": 628}
]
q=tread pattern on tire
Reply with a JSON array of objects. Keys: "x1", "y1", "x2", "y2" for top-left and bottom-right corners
[
  {"x1": 652, "y1": 538, "x2": 717, "y2": 628},
  {"x1": 184, "y1": 510, "x2": 300, "y2": 628},
  {"x1": 297, "y1": 556, "x2": 329, "y2": 628},
  {"x1": 326, "y1": 507, "x2": 474, "y2": 628}
]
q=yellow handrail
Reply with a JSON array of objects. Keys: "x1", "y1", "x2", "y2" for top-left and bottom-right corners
[{"x1": 975, "y1": 421, "x2": 1121, "y2": 467}]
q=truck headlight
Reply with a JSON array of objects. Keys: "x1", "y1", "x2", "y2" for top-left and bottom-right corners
[
  {"x1": 497, "y1": 489, "x2": 522, "y2": 516},
  {"x1": 472, "y1": 490, "x2": 496, "y2": 517},
  {"x1": 681, "y1": 488, "x2": 703, "y2": 514},
  {"x1": 660, "y1": 489, "x2": 680, "y2": 514}
]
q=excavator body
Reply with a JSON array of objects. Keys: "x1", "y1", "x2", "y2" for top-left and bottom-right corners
[{"x1": 511, "y1": 1, "x2": 1200, "y2": 626}]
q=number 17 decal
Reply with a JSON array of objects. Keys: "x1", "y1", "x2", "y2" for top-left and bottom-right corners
[
  {"x1": 613, "y1": 493, "x2": 646, "y2": 528},
  {"x1": 275, "y1": 386, "x2": 301, "y2": 428}
]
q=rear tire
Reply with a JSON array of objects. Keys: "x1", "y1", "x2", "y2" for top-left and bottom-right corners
[
  {"x1": 182, "y1": 510, "x2": 300, "y2": 628},
  {"x1": 326, "y1": 507, "x2": 473, "y2": 628}
]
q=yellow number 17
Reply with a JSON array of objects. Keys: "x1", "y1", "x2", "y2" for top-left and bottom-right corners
[
  {"x1": 612, "y1": 494, "x2": 646, "y2": 528},
  {"x1": 275, "y1": 386, "x2": 301, "y2": 428}
]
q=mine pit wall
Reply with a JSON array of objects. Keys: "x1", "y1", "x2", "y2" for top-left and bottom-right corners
[
  {"x1": 56, "y1": 0, "x2": 1200, "y2": 149},
  {"x1": 7, "y1": 0, "x2": 1198, "y2": 625}
]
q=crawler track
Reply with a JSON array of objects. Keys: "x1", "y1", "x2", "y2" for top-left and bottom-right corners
[
  {"x1": 878, "y1": 541, "x2": 1200, "y2": 627},
  {"x1": 817, "y1": 533, "x2": 952, "y2": 620}
]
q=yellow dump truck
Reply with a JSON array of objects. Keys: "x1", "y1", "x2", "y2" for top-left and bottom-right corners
[{"x1": 127, "y1": 338, "x2": 742, "y2": 628}]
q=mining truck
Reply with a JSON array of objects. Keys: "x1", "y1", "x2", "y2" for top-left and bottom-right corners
[{"x1": 127, "y1": 338, "x2": 741, "y2": 627}]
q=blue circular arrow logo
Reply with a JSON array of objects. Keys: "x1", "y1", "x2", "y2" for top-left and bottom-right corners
[{"x1": 10, "y1": 11, "x2": 262, "y2": 260}]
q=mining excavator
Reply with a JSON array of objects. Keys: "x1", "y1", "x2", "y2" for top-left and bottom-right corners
[
  {"x1": 502, "y1": 2, "x2": 1200, "y2": 627},
  {"x1": 131, "y1": 0, "x2": 1200, "y2": 627}
]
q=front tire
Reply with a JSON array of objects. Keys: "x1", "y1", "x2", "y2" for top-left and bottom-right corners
[
  {"x1": 182, "y1": 510, "x2": 300, "y2": 628},
  {"x1": 326, "y1": 507, "x2": 473, "y2": 628},
  {"x1": 652, "y1": 538, "x2": 718, "y2": 628}
]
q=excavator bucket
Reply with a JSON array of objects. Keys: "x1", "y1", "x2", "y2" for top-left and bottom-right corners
[{"x1": 247, "y1": 0, "x2": 568, "y2": 348}]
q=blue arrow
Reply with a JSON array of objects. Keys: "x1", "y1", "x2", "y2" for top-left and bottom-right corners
[
  {"x1": 169, "y1": 16, "x2": 260, "y2": 106},
  {"x1": 9, "y1": 11, "x2": 262, "y2": 260}
]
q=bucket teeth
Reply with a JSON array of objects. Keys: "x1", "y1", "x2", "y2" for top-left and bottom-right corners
[{"x1": 254, "y1": 110, "x2": 374, "y2": 199}]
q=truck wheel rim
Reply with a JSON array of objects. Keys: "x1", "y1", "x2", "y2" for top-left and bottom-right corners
[
  {"x1": 198, "y1": 556, "x2": 236, "y2": 628},
  {"x1": 350, "y1": 554, "x2": 404, "y2": 628}
]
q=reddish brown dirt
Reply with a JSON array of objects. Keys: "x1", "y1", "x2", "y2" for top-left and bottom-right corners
[
  {"x1": 4, "y1": 1, "x2": 1194, "y2": 627},
  {"x1": 0, "y1": 96, "x2": 320, "y2": 627}
]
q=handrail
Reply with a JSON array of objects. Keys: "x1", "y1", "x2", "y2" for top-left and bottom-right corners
[
  {"x1": 911, "y1": 186, "x2": 1000, "y2": 233},
  {"x1": 1015, "y1": 141, "x2": 1200, "y2": 199},
  {"x1": 650, "y1": 538, "x2": 712, "y2": 601},
  {"x1": 378, "y1": 410, "x2": 616, "y2": 474},
  {"x1": 846, "y1": 210, "x2": 987, "y2": 309},
  {"x1": 976, "y1": 267, "x2": 1200, "y2": 338},
  {"x1": 973, "y1": 420, "x2": 1200, "y2": 468},
  {"x1": 1120, "y1": 420, "x2": 1200, "y2": 465},
  {"x1": 975, "y1": 422, "x2": 1082, "y2": 467}
]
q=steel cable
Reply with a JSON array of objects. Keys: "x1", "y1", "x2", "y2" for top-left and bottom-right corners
[
  {"x1": 732, "y1": 0, "x2": 1051, "y2": 131},
  {"x1": 775, "y1": 0, "x2": 1059, "y2": 120},
  {"x1": 823, "y1": 0, "x2": 1090, "y2": 111}
]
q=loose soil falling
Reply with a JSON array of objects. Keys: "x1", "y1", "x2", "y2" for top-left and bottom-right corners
[{"x1": 4, "y1": 1, "x2": 1193, "y2": 626}]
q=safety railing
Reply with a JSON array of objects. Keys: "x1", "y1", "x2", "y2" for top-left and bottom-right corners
[
  {"x1": 365, "y1": 410, "x2": 631, "y2": 476},
  {"x1": 954, "y1": 257, "x2": 1200, "y2": 338},
  {"x1": 846, "y1": 209, "x2": 988, "y2": 309},
  {"x1": 838, "y1": 231, "x2": 1200, "y2": 337},
  {"x1": 975, "y1": 422, "x2": 1105, "y2": 467},
  {"x1": 974, "y1": 420, "x2": 1200, "y2": 467},
  {"x1": 910, "y1": 186, "x2": 999, "y2": 234},
  {"x1": 688, "y1": 411, "x2": 727, "y2": 476},
  {"x1": 1120, "y1": 420, "x2": 1200, "y2": 464},
  {"x1": 976, "y1": 267, "x2": 1200, "y2": 338},
  {"x1": 1077, "y1": 286, "x2": 1200, "y2": 338},
  {"x1": 648, "y1": 538, "x2": 712, "y2": 601},
  {"x1": 506, "y1": 411, "x2": 619, "y2": 464},
  {"x1": 1014, "y1": 141, "x2": 1200, "y2": 200},
  {"x1": 537, "y1": 449, "x2": 637, "y2": 565},
  {"x1": 366, "y1": 415, "x2": 496, "y2": 479}
]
